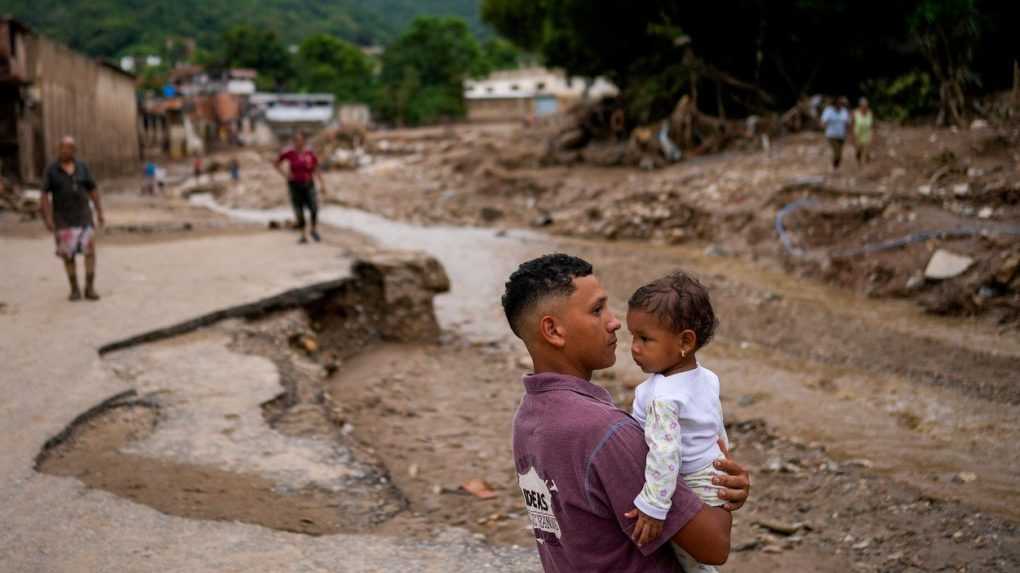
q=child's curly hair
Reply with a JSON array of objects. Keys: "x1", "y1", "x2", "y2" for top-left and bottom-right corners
[{"x1": 628, "y1": 271, "x2": 719, "y2": 349}]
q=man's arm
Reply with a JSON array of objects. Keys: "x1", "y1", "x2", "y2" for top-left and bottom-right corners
[
  {"x1": 40, "y1": 192, "x2": 54, "y2": 232},
  {"x1": 588, "y1": 421, "x2": 743, "y2": 559},
  {"x1": 88, "y1": 190, "x2": 104, "y2": 228},
  {"x1": 314, "y1": 167, "x2": 326, "y2": 193},
  {"x1": 669, "y1": 505, "x2": 731, "y2": 565},
  {"x1": 274, "y1": 153, "x2": 289, "y2": 180},
  {"x1": 40, "y1": 169, "x2": 54, "y2": 231}
]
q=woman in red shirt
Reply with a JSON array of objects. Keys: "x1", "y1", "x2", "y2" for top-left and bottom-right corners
[{"x1": 275, "y1": 130, "x2": 326, "y2": 243}]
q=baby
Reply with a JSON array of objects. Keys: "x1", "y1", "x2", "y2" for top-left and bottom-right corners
[{"x1": 627, "y1": 271, "x2": 729, "y2": 572}]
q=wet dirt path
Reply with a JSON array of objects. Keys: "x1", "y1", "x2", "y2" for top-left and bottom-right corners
[{"x1": 192, "y1": 195, "x2": 1020, "y2": 522}]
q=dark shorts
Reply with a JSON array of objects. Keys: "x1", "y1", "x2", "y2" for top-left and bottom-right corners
[
  {"x1": 827, "y1": 137, "x2": 845, "y2": 157},
  {"x1": 287, "y1": 181, "x2": 318, "y2": 227}
]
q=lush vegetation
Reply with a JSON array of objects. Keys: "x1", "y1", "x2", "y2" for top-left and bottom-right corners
[
  {"x1": 1, "y1": 0, "x2": 486, "y2": 57},
  {"x1": 482, "y1": 0, "x2": 1020, "y2": 125}
]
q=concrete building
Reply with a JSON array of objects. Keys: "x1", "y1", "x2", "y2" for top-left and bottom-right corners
[
  {"x1": 463, "y1": 67, "x2": 618, "y2": 123},
  {"x1": 248, "y1": 93, "x2": 335, "y2": 139},
  {"x1": 0, "y1": 18, "x2": 140, "y2": 184}
]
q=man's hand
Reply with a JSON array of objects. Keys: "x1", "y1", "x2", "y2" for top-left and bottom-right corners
[
  {"x1": 713, "y1": 437, "x2": 750, "y2": 511},
  {"x1": 623, "y1": 508, "x2": 663, "y2": 546},
  {"x1": 96, "y1": 212, "x2": 105, "y2": 229}
]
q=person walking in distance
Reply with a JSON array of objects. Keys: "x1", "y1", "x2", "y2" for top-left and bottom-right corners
[
  {"x1": 39, "y1": 136, "x2": 105, "y2": 301},
  {"x1": 275, "y1": 130, "x2": 326, "y2": 244},
  {"x1": 852, "y1": 98, "x2": 875, "y2": 165},
  {"x1": 820, "y1": 96, "x2": 851, "y2": 171}
]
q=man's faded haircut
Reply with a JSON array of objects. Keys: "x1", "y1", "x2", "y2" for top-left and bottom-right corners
[
  {"x1": 628, "y1": 271, "x2": 719, "y2": 350},
  {"x1": 502, "y1": 254, "x2": 593, "y2": 338}
]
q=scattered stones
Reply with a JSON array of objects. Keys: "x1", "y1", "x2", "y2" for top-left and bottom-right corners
[
  {"x1": 952, "y1": 471, "x2": 978, "y2": 484},
  {"x1": 917, "y1": 184, "x2": 932, "y2": 196},
  {"x1": 924, "y1": 249, "x2": 974, "y2": 280},
  {"x1": 977, "y1": 206, "x2": 994, "y2": 219},
  {"x1": 408, "y1": 463, "x2": 420, "y2": 479},
  {"x1": 952, "y1": 183, "x2": 970, "y2": 196},
  {"x1": 289, "y1": 333, "x2": 319, "y2": 354}
]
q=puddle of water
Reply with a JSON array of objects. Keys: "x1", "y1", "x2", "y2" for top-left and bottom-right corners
[{"x1": 193, "y1": 194, "x2": 1019, "y2": 521}]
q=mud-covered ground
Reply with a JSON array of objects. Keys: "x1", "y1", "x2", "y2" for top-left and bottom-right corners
[
  {"x1": 167, "y1": 119, "x2": 1019, "y2": 326},
  {"x1": 4, "y1": 119, "x2": 1019, "y2": 571}
]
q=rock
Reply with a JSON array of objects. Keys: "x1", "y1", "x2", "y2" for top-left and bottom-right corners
[
  {"x1": 970, "y1": 119, "x2": 989, "y2": 130},
  {"x1": 952, "y1": 183, "x2": 970, "y2": 196},
  {"x1": 905, "y1": 273, "x2": 925, "y2": 291},
  {"x1": 890, "y1": 167, "x2": 907, "y2": 178},
  {"x1": 736, "y1": 395, "x2": 756, "y2": 407},
  {"x1": 461, "y1": 478, "x2": 498, "y2": 499},
  {"x1": 886, "y1": 551, "x2": 904, "y2": 562},
  {"x1": 530, "y1": 213, "x2": 554, "y2": 227},
  {"x1": 479, "y1": 207, "x2": 504, "y2": 222},
  {"x1": 917, "y1": 184, "x2": 932, "y2": 196},
  {"x1": 967, "y1": 167, "x2": 984, "y2": 178},
  {"x1": 977, "y1": 206, "x2": 994, "y2": 219},
  {"x1": 762, "y1": 544, "x2": 784, "y2": 554},
  {"x1": 703, "y1": 244, "x2": 729, "y2": 257},
  {"x1": 734, "y1": 539, "x2": 762, "y2": 552},
  {"x1": 952, "y1": 471, "x2": 977, "y2": 484},
  {"x1": 408, "y1": 463, "x2": 420, "y2": 479},
  {"x1": 852, "y1": 539, "x2": 871, "y2": 550},
  {"x1": 755, "y1": 519, "x2": 801, "y2": 535},
  {"x1": 924, "y1": 249, "x2": 974, "y2": 280},
  {"x1": 996, "y1": 254, "x2": 1020, "y2": 284}
]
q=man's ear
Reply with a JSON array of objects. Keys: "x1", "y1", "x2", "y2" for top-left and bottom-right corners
[{"x1": 538, "y1": 315, "x2": 566, "y2": 348}]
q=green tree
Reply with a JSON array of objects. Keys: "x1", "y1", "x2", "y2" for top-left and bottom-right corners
[
  {"x1": 379, "y1": 16, "x2": 487, "y2": 125},
  {"x1": 481, "y1": 0, "x2": 1012, "y2": 123},
  {"x1": 297, "y1": 34, "x2": 377, "y2": 105},
  {"x1": 909, "y1": 0, "x2": 979, "y2": 126},
  {"x1": 481, "y1": 38, "x2": 522, "y2": 71},
  {"x1": 216, "y1": 25, "x2": 294, "y2": 90}
]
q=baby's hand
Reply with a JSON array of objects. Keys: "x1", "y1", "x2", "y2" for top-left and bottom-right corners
[{"x1": 624, "y1": 508, "x2": 663, "y2": 546}]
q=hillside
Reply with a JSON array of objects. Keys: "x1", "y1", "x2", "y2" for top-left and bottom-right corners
[{"x1": 0, "y1": 0, "x2": 486, "y2": 57}]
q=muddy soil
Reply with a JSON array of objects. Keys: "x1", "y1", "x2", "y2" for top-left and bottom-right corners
[
  {"x1": 301, "y1": 121, "x2": 1020, "y2": 326},
  {"x1": 27, "y1": 124, "x2": 1020, "y2": 571},
  {"x1": 36, "y1": 401, "x2": 359, "y2": 536}
]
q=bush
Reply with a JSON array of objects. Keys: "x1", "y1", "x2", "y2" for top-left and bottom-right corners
[{"x1": 861, "y1": 71, "x2": 937, "y2": 122}]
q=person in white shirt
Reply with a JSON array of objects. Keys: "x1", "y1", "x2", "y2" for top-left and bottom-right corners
[
  {"x1": 626, "y1": 271, "x2": 730, "y2": 572},
  {"x1": 820, "y1": 96, "x2": 851, "y2": 170}
]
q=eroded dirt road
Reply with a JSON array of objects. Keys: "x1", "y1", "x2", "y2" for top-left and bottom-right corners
[{"x1": 4, "y1": 138, "x2": 1018, "y2": 571}]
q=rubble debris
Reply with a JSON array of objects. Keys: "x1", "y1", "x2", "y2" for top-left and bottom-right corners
[
  {"x1": 461, "y1": 478, "x2": 497, "y2": 500},
  {"x1": 925, "y1": 250, "x2": 975, "y2": 280}
]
